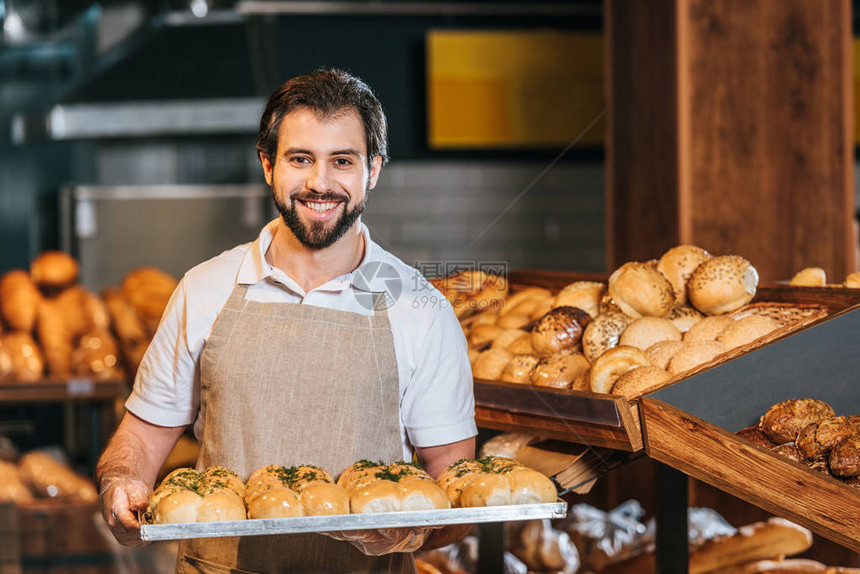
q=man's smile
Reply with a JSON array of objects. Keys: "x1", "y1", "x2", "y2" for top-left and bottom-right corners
[{"x1": 296, "y1": 199, "x2": 345, "y2": 219}]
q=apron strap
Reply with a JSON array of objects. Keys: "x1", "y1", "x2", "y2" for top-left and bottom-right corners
[{"x1": 224, "y1": 284, "x2": 250, "y2": 311}]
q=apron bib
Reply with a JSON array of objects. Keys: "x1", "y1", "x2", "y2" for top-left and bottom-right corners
[{"x1": 176, "y1": 285, "x2": 413, "y2": 574}]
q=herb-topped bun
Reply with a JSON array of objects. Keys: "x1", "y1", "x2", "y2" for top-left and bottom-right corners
[
  {"x1": 246, "y1": 464, "x2": 348, "y2": 518},
  {"x1": 150, "y1": 467, "x2": 246, "y2": 524},
  {"x1": 437, "y1": 456, "x2": 556, "y2": 508},
  {"x1": 338, "y1": 460, "x2": 449, "y2": 513}
]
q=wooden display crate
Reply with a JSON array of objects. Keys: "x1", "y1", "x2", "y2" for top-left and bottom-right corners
[
  {"x1": 640, "y1": 300, "x2": 860, "y2": 552},
  {"x1": 474, "y1": 270, "x2": 860, "y2": 452}
]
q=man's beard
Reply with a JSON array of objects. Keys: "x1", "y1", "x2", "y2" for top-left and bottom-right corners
[{"x1": 272, "y1": 188, "x2": 368, "y2": 250}]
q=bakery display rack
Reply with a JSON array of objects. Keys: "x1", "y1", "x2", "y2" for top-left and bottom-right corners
[{"x1": 140, "y1": 500, "x2": 568, "y2": 541}]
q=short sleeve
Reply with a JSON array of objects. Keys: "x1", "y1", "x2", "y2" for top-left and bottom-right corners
[
  {"x1": 125, "y1": 278, "x2": 200, "y2": 427},
  {"x1": 400, "y1": 307, "x2": 477, "y2": 448}
]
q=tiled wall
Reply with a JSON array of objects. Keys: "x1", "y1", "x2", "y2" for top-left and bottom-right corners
[{"x1": 365, "y1": 161, "x2": 606, "y2": 274}]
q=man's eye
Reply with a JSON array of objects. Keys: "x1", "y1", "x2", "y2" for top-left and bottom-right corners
[
  {"x1": 334, "y1": 158, "x2": 353, "y2": 167},
  {"x1": 290, "y1": 156, "x2": 310, "y2": 164}
]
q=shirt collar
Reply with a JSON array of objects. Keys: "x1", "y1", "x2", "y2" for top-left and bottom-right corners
[{"x1": 235, "y1": 218, "x2": 381, "y2": 293}]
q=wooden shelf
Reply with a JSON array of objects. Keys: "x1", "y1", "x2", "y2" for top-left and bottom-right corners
[{"x1": 0, "y1": 377, "x2": 127, "y2": 404}]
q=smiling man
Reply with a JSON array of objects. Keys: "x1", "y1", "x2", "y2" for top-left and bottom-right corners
[{"x1": 96, "y1": 69, "x2": 477, "y2": 573}]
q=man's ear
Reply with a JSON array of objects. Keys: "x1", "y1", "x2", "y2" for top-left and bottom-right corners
[
  {"x1": 367, "y1": 156, "x2": 384, "y2": 190},
  {"x1": 260, "y1": 152, "x2": 274, "y2": 186}
]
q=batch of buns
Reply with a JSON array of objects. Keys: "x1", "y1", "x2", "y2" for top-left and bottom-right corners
[
  {"x1": 737, "y1": 399, "x2": 860, "y2": 488},
  {"x1": 0, "y1": 250, "x2": 177, "y2": 382},
  {"x1": 461, "y1": 245, "x2": 811, "y2": 398},
  {"x1": 149, "y1": 456, "x2": 557, "y2": 524}
]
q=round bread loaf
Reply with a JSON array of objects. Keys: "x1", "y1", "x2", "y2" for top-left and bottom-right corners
[
  {"x1": 608, "y1": 262, "x2": 675, "y2": 318},
  {"x1": 610, "y1": 366, "x2": 671, "y2": 397},
  {"x1": 338, "y1": 461, "x2": 449, "y2": 513},
  {"x1": 656, "y1": 245, "x2": 711, "y2": 305},
  {"x1": 684, "y1": 315, "x2": 735, "y2": 342},
  {"x1": 491, "y1": 329, "x2": 529, "y2": 350},
  {"x1": 646, "y1": 340, "x2": 685, "y2": 370},
  {"x1": 472, "y1": 348, "x2": 514, "y2": 380},
  {"x1": 666, "y1": 340, "x2": 725, "y2": 375},
  {"x1": 500, "y1": 354, "x2": 540, "y2": 384},
  {"x1": 588, "y1": 345, "x2": 652, "y2": 394},
  {"x1": 618, "y1": 317, "x2": 681, "y2": 351},
  {"x1": 437, "y1": 457, "x2": 556, "y2": 508},
  {"x1": 790, "y1": 267, "x2": 826, "y2": 287},
  {"x1": 151, "y1": 467, "x2": 246, "y2": 523},
  {"x1": 582, "y1": 311, "x2": 633, "y2": 363},
  {"x1": 845, "y1": 272, "x2": 860, "y2": 288},
  {"x1": 687, "y1": 255, "x2": 759, "y2": 315},
  {"x1": 531, "y1": 306, "x2": 591, "y2": 356},
  {"x1": 829, "y1": 436, "x2": 860, "y2": 477},
  {"x1": 30, "y1": 251, "x2": 78, "y2": 289},
  {"x1": 759, "y1": 399, "x2": 836, "y2": 445},
  {"x1": 666, "y1": 305, "x2": 704, "y2": 333},
  {"x1": 796, "y1": 417, "x2": 855, "y2": 460},
  {"x1": 551, "y1": 281, "x2": 605, "y2": 318},
  {"x1": 716, "y1": 315, "x2": 780, "y2": 350},
  {"x1": 496, "y1": 313, "x2": 531, "y2": 330},
  {"x1": 735, "y1": 426, "x2": 777, "y2": 449},
  {"x1": 246, "y1": 465, "x2": 348, "y2": 518},
  {"x1": 530, "y1": 351, "x2": 590, "y2": 390},
  {"x1": 469, "y1": 324, "x2": 504, "y2": 347},
  {"x1": 506, "y1": 333, "x2": 536, "y2": 355},
  {"x1": 771, "y1": 442, "x2": 804, "y2": 463}
]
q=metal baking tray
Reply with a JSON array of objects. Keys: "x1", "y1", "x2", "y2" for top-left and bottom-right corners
[{"x1": 140, "y1": 500, "x2": 568, "y2": 541}]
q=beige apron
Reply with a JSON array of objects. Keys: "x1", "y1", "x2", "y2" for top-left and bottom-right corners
[{"x1": 176, "y1": 284, "x2": 414, "y2": 574}]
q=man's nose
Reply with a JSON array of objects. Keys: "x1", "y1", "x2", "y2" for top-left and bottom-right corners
[{"x1": 305, "y1": 164, "x2": 332, "y2": 193}]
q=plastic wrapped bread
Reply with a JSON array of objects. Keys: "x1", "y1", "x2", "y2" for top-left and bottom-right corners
[
  {"x1": 150, "y1": 466, "x2": 246, "y2": 523},
  {"x1": 337, "y1": 460, "x2": 449, "y2": 514},
  {"x1": 246, "y1": 464, "x2": 349, "y2": 518},
  {"x1": 437, "y1": 456, "x2": 557, "y2": 508}
]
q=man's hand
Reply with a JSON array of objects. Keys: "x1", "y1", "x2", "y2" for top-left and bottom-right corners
[
  {"x1": 322, "y1": 526, "x2": 440, "y2": 556},
  {"x1": 99, "y1": 475, "x2": 151, "y2": 547}
]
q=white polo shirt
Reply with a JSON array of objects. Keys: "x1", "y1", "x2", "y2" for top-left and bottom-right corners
[{"x1": 126, "y1": 219, "x2": 477, "y2": 460}]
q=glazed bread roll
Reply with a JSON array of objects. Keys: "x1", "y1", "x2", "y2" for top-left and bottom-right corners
[
  {"x1": 472, "y1": 348, "x2": 514, "y2": 379},
  {"x1": 666, "y1": 305, "x2": 704, "y2": 333},
  {"x1": 618, "y1": 317, "x2": 681, "y2": 351},
  {"x1": 829, "y1": 436, "x2": 860, "y2": 477},
  {"x1": 30, "y1": 251, "x2": 78, "y2": 290},
  {"x1": 795, "y1": 417, "x2": 857, "y2": 460},
  {"x1": 790, "y1": 267, "x2": 826, "y2": 287},
  {"x1": 0, "y1": 270, "x2": 41, "y2": 332},
  {"x1": 18, "y1": 451, "x2": 98, "y2": 502},
  {"x1": 716, "y1": 315, "x2": 780, "y2": 350},
  {"x1": 581, "y1": 311, "x2": 633, "y2": 363},
  {"x1": 151, "y1": 467, "x2": 246, "y2": 523},
  {"x1": 437, "y1": 456, "x2": 556, "y2": 508},
  {"x1": 531, "y1": 306, "x2": 591, "y2": 356},
  {"x1": 337, "y1": 461, "x2": 449, "y2": 513},
  {"x1": 645, "y1": 340, "x2": 685, "y2": 370},
  {"x1": 759, "y1": 399, "x2": 836, "y2": 445},
  {"x1": 608, "y1": 262, "x2": 675, "y2": 318},
  {"x1": 845, "y1": 272, "x2": 860, "y2": 288},
  {"x1": 688, "y1": 255, "x2": 759, "y2": 315},
  {"x1": 610, "y1": 366, "x2": 671, "y2": 397},
  {"x1": 551, "y1": 281, "x2": 605, "y2": 318},
  {"x1": 530, "y1": 351, "x2": 590, "y2": 390},
  {"x1": 684, "y1": 315, "x2": 734, "y2": 342},
  {"x1": 656, "y1": 245, "x2": 711, "y2": 305},
  {"x1": 500, "y1": 354, "x2": 540, "y2": 384},
  {"x1": 3, "y1": 332, "x2": 44, "y2": 381},
  {"x1": 735, "y1": 426, "x2": 777, "y2": 449},
  {"x1": 666, "y1": 340, "x2": 725, "y2": 375},
  {"x1": 246, "y1": 464, "x2": 349, "y2": 518},
  {"x1": 588, "y1": 345, "x2": 652, "y2": 394}
]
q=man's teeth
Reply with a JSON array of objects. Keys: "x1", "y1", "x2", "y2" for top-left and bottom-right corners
[{"x1": 304, "y1": 201, "x2": 338, "y2": 213}]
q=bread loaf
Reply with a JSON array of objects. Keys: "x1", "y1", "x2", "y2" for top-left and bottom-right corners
[
  {"x1": 795, "y1": 417, "x2": 855, "y2": 460},
  {"x1": 36, "y1": 298, "x2": 73, "y2": 376},
  {"x1": 151, "y1": 467, "x2": 246, "y2": 523},
  {"x1": 608, "y1": 262, "x2": 675, "y2": 318},
  {"x1": 0, "y1": 270, "x2": 41, "y2": 332},
  {"x1": 530, "y1": 351, "x2": 590, "y2": 390},
  {"x1": 759, "y1": 399, "x2": 836, "y2": 445},
  {"x1": 0, "y1": 460, "x2": 33, "y2": 503},
  {"x1": 246, "y1": 464, "x2": 349, "y2": 518},
  {"x1": 3, "y1": 332, "x2": 44, "y2": 381},
  {"x1": 531, "y1": 306, "x2": 591, "y2": 356},
  {"x1": 18, "y1": 451, "x2": 98, "y2": 502},
  {"x1": 71, "y1": 328, "x2": 123, "y2": 380},
  {"x1": 688, "y1": 255, "x2": 758, "y2": 315},
  {"x1": 656, "y1": 245, "x2": 711, "y2": 305},
  {"x1": 30, "y1": 251, "x2": 78, "y2": 290},
  {"x1": 121, "y1": 267, "x2": 178, "y2": 333},
  {"x1": 337, "y1": 461, "x2": 448, "y2": 513},
  {"x1": 829, "y1": 436, "x2": 860, "y2": 477},
  {"x1": 437, "y1": 456, "x2": 556, "y2": 508}
]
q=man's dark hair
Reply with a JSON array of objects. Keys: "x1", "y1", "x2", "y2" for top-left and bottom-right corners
[{"x1": 256, "y1": 68, "x2": 389, "y2": 167}]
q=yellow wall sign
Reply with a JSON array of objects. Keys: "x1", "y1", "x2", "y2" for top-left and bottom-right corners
[{"x1": 427, "y1": 30, "x2": 605, "y2": 149}]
